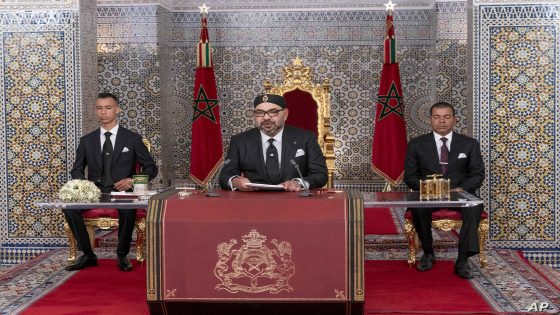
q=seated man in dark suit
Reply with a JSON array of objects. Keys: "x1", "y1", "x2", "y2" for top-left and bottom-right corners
[
  {"x1": 63, "y1": 92, "x2": 157, "y2": 272},
  {"x1": 404, "y1": 102, "x2": 485, "y2": 279},
  {"x1": 219, "y1": 94, "x2": 328, "y2": 191}
]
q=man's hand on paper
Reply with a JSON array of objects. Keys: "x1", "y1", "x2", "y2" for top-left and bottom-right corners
[
  {"x1": 232, "y1": 176, "x2": 256, "y2": 191},
  {"x1": 282, "y1": 180, "x2": 303, "y2": 192}
]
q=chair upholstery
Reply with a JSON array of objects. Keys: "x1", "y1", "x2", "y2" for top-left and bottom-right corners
[
  {"x1": 63, "y1": 139, "x2": 151, "y2": 263},
  {"x1": 403, "y1": 209, "x2": 488, "y2": 268},
  {"x1": 264, "y1": 57, "x2": 336, "y2": 188}
]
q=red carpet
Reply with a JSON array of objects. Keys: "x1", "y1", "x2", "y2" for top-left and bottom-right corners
[
  {"x1": 21, "y1": 259, "x2": 493, "y2": 315},
  {"x1": 364, "y1": 207, "x2": 398, "y2": 235},
  {"x1": 364, "y1": 260, "x2": 493, "y2": 314},
  {"x1": 4, "y1": 234, "x2": 558, "y2": 314},
  {"x1": 21, "y1": 259, "x2": 148, "y2": 315}
]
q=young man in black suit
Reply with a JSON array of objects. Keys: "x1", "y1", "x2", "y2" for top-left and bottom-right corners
[
  {"x1": 404, "y1": 102, "x2": 485, "y2": 279},
  {"x1": 63, "y1": 92, "x2": 157, "y2": 272},
  {"x1": 219, "y1": 94, "x2": 328, "y2": 191}
]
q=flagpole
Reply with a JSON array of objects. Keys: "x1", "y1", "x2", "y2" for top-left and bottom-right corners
[
  {"x1": 385, "y1": 0, "x2": 395, "y2": 194},
  {"x1": 383, "y1": 0, "x2": 398, "y2": 194},
  {"x1": 201, "y1": 2, "x2": 209, "y2": 193},
  {"x1": 372, "y1": 0, "x2": 406, "y2": 192},
  {"x1": 189, "y1": 3, "x2": 224, "y2": 188}
]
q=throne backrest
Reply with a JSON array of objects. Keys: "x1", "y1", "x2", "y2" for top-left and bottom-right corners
[
  {"x1": 264, "y1": 58, "x2": 335, "y2": 188},
  {"x1": 284, "y1": 89, "x2": 318, "y2": 135}
]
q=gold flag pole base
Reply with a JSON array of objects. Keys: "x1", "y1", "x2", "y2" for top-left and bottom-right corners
[{"x1": 383, "y1": 182, "x2": 396, "y2": 192}]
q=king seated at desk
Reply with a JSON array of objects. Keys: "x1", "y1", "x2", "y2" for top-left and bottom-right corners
[{"x1": 219, "y1": 93, "x2": 328, "y2": 191}]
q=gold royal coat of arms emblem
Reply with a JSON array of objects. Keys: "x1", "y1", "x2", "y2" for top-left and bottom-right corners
[{"x1": 214, "y1": 229, "x2": 295, "y2": 294}]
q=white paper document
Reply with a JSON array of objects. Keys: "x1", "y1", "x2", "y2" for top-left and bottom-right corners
[
  {"x1": 110, "y1": 191, "x2": 158, "y2": 196},
  {"x1": 245, "y1": 183, "x2": 285, "y2": 190}
]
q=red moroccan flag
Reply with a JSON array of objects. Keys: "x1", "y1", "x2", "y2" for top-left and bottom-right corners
[
  {"x1": 371, "y1": 9, "x2": 407, "y2": 185},
  {"x1": 189, "y1": 14, "x2": 223, "y2": 186}
]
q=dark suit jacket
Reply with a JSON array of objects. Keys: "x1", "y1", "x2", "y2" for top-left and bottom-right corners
[
  {"x1": 70, "y1": 126, "x2": 158, "y2": 185},
  {"x1": 219, "y1": 126, "x2": 328, "y2": 189},
  {"x1": 404, "y1": 132, "x2": 484, "y2": 193}
]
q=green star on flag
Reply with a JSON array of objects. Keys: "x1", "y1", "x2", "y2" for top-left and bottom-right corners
[
  {"x1": 376, "y1": 82, "x2": 404, "y2": 121},
  {"x1": 193, "y1": 85, "x2": 219, "y2": 123}
]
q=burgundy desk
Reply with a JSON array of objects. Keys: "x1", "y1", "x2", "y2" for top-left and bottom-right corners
[{"x1": 146, "y1": 189, "x2": 364, "y2": 315}]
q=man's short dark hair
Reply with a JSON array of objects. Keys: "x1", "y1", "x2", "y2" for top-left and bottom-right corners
[
  {"x1": 430, "y1": 101, "x2": 455, "y2": 116},
  {"x1": 97, "y1": 92, "x2": 119, "y2": 105}
]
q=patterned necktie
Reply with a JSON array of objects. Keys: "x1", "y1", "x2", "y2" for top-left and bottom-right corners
[
  {"x1": 265, "y1": 138, "x2": 280, "y2": 184},
  {"x1": 440, "y1": 137, "x2": 449, "y2": 174},
  {"x1": 101, "y1": 131, "x2": 114, "y2": 187}
]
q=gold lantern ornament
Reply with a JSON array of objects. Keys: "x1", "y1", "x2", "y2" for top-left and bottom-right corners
[{"x1": 419, "y1": 174, "x2": 450, "y2": 200}]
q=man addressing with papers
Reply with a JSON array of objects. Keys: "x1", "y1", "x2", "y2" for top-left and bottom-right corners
[{"x1": 219, "y1": 94, "x2": 328, "y2": 191}]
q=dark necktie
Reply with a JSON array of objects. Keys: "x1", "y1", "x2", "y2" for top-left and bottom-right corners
[
  {"x1": 265, "y1": 138, "x2": 280, "y2": 184},
  {"x1": 440, "y1": 137, "x2": 449, "y2": 174},
  {"x1": 101, "y1": 131, "x2": 114, "y2": 187}
]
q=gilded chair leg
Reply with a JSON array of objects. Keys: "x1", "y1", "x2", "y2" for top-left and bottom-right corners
[
  {"x1": 478, "y1": 218, "x2": 489, "y2": 268},
  {"x1": 63, "y1": 221, "x2": 77, "y2": 262},
  {"x1": 327, "y1": 171, "x2": 334, "y2": 189},
  {"x1": 404, "y1": 218, "x2": 417, "y2": 267},
  {"x1": 135, "y1": 217, "x2": 146, "y2": 263}
]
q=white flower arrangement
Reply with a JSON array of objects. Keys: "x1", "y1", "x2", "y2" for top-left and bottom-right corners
[{"x1": 58, "y1": 179, "x2": 101, "y2": 203}]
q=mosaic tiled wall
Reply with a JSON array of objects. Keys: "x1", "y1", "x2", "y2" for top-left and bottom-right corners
[
  {"x1": 436, "y1": 1, "x2": 469, "y2": 133},
  {"x1": 80, "y1": 0, "x2": 99, "y2": 129},
  {"x1": 156, "y1": 6, "x2": 175, "y2": 185},
  {"x1": 0, "y1": 2, "x2": 97, "y2": 264},
  {"x1": 473, "y1": 2, "x2": 560, "y2": 257}
]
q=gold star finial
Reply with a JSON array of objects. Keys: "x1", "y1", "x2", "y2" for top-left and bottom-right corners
[
  {"x1": 384, "y1": 0, "x2": 396, "y2": 11},
  {"x1": 199, "y1": 3, "x2": 210, "y2": 14}
]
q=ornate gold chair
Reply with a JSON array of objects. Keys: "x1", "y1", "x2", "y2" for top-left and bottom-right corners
[
  {"x1": 403, "y1": 209, "x2": 489, "y2": 268},
  {"x1": 63, "y1": 139, "x2": 151, "y2": 263},
  {"x1": 264, "y1": 57, "x2": 335, "y2": 188}
]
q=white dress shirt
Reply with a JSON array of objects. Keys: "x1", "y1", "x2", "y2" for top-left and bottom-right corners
[
  {"x1": 433, "y1": 131, "x2": 453, "y2": 160},
  {"x1": 260, "y1": 129, "x2": 283, "y2": 168},
  {"x1": 100, "y1": 125, "x2": 119, "y2": 151}
]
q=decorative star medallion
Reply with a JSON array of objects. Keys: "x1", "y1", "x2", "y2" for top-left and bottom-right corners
[
  {"x1": 193, "y1": 85, "x2": 219, "y2": 123},
  {"x1": 384, "y1": 0, "x2": 396, "y2": 11},
  {"x1": 199, "y1": 3, "x2": 210, "y2": 14},
  {"x1": 376, "y1": 82, "x2": 404, "y2": 121}
]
